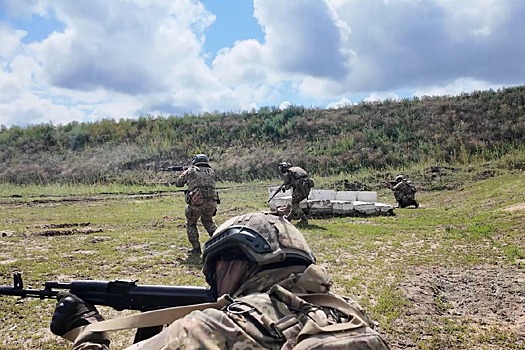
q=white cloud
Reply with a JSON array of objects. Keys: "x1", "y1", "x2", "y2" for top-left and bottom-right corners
[
  {"x1": 326, "y1": 97, "x2": 353, "y2": 109},
  {"x1": 1, "y1": 0, "x2": 525, "y2": 126},
  {"x1": 0, "y1": 24, "x2": 25, "y2": 59},
  {"x1": 413, "y1": 78, "x2": 500, "y2": 98},
  {"x1": 364, "y1": 92, "x2": 399, "y2": 102},
  {"x1": 279, "y1": 101, "x2": 292, "y2": 110}
]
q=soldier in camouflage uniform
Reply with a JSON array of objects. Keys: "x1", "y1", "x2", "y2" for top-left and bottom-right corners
[
  {"x1": 50, "y1": 212, "x2": 390, "y2": 349},
  {"x1": 174, "y1": 154, "x2": 219, "y2": 255},
  {"x1": 391, "y1": 174, "x2": 419, "y2": 208},
  {"x1": 279, "y1": 161, "x2": 314, "y2": 225}
]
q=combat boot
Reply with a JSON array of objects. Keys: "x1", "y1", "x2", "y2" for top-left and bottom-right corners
[{"x1": 190, "y1": 246, "x2": 202, "y2": 256}]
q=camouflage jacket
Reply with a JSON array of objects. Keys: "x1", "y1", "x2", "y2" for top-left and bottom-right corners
[
  {"x1": 174, "y1": 165, "x2": 218, "y2": 202},
  {"x1": 72, "y1": 265, "x2": 389, "y2": 350},
  {"x1": 282, "y1": 166, "x2": 309, "y2": 191},
  {"x1": 392, "y1": 180, "x2": 416, "y2": 196}
]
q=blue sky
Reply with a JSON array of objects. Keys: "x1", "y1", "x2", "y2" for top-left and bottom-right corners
[{"x1": 0, "y1": 0, "x2": 524, "y2": 127}]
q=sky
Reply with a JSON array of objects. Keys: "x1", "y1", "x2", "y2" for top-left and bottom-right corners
[{"x1": 0, "y1": 0, "x2": 524, "y2": 127}]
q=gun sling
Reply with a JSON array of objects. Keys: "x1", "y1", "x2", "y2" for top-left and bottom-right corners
[{"x1": 70, "y1": 293, "x2": 366, "y2": 337}]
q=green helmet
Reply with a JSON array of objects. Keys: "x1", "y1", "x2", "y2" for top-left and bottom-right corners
[
  {"x1": 202, "y1": 212, "x2": 316, "y2": 288},
  {"x1": 192, "y1": 154, "x2": 209, "y2": 166}
]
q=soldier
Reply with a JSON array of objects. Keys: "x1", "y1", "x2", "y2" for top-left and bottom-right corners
[
  {"x1": 174, "y1": 154, "x2": 219, "y2": 255},
  {"x1": 49, "y1": 212, "x2": 391, "y2": 349},
  {"x1": 391, "y1": 174, "x2": 419, "y2": 208},
  {"x1": 279, "y1": 161, "x2": 314, "y2": 225}
]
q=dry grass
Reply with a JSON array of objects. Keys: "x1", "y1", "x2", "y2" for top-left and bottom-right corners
[{"x1": 1, "y1": 173, "x2": 524, "y2": 349}]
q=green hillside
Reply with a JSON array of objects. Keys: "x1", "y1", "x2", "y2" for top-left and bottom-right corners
[{"x1": 1, "y1": 86, "x2": 524, "y2": 184}]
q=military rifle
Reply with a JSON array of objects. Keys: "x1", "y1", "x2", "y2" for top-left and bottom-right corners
[
  {"x1": 268, "y1": 184, "x2": 286, "y2": 203},
  {"x1": 159, "y1": 165, "x2": 189, "y2": 172},
  {"x1": 0, "y1": 272, "x2": 214, "y2": 343},
  {"x1": 384, "y1": 180, "x2": 397, "y2": 189}
]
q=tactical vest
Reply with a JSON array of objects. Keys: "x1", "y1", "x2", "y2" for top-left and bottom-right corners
[
  {"x1": 287, "y1": 167, "x2": 313, "y2": 199},
  {"x1": 185, "y1": 166, "x2": 218, "y2": 204}
]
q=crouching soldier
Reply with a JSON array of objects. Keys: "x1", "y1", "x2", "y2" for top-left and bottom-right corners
[
  {"x1": 279, "y1": 161, "x2": 314, "y2": 225},
  {"x1": 391, "y1": 174, "x2": 419, "y2": 208}
]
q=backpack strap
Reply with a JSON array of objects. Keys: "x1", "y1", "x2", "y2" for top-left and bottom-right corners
[
  {"x1": 84, "y1": 301, "x2": 223, "y2": 333},
  {"x1": 78, "y1": 296, "x2": 231, "y2": 335}
]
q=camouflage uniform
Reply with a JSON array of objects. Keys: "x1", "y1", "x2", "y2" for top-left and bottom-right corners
[
  {"x1": 392, "y1": 177, "x2": 418, "y2": 208},
  {"x1": 55, "y1": 212, "x2": 390, "y2": 350},
  {"x1": 174, "y1": 163, "x2": 218, "y2": 252},
  {"x1": 69, "y1": 265, "x2": 389, "y2": 349},
  {"x1": 281, "y1": 165, "x2": 314, "y2": 223}
]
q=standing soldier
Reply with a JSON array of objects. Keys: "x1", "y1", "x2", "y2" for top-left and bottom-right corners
[
  {"x1": 175, "y1": 154, "x2": 219, "y2": 255},
  {"x1": 279, "y1": 161, "x2": 314, "y2": 225},
  {"x1": 390, "y1": 174, "x2": 419, "y2": 208}
]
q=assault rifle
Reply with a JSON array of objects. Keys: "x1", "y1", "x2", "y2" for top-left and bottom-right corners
[
  {"x1": 384, "y1": 180, "x2": 397, "y2": 189},
  {"x1": 268, "y1": 184, "x2": 286, "y2": 203},
  {"x1": 0, "y1": 272, "x2": 215, "y2": 343},
  {"x1": 159, "y1": 165, "x2": 189, "y2": 172}
]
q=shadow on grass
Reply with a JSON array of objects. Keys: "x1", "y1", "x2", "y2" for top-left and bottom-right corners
[
  {"x1": 176, "y1": 253, "x2": 204, "y2": 268},
  {"x1": 296, "y1": 222, "x2": 328, "y2": 230}
]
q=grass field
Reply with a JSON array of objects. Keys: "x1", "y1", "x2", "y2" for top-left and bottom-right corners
[{"x1": 1, "y1": 172, "x2": 524, "y2": 349}]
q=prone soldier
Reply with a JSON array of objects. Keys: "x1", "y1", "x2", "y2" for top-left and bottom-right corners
[{"x1": 49, "y1": 212, "x2": 391, "y2": 349}]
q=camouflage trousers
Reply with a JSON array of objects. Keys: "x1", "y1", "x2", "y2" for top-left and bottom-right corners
[
  {"x1": 287, "y1": 189, "x2": 309, "y2": 221},
  {"x1": 185, "y1": 200, "x2": 217, "y2": 250},
  {"x1": 394, "y1": 191, "x2": 418, "y2": 208}
]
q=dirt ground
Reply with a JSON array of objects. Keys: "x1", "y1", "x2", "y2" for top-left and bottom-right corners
[{"x1": 385, "y1": 264, "x2": 525, "y2": 349}]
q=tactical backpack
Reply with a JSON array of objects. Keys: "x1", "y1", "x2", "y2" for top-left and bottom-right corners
[{"x1": 230, "y1": 285, "x2": 391, "y2": 350}]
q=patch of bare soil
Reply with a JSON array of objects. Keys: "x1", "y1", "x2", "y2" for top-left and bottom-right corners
[
  {"x1": 34, "y1": 222, "x2": 91, "y2": 229},
  {"x1": 28, "y1": 222, "x2": 103, "y2": 236},
  {"x1": 503, "y1": 203, "x2": 525, "y2": 212},
  {"x1": 387, "y1": 265, "x2": 525, "y2": 349},
  {"x1": 36, "y1": 228, "x2": 103, "y2": 236}
]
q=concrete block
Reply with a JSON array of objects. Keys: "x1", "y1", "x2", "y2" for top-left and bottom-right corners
[
  {"x1": 309, "y1": 189, "x2": 336, "y2": 200},
  {"x1": 356, "y1": 191, "x2": 377, "y2": 202},
  {"x1": 332, "y1": 200, "x2": 355, "y2": 214},
  {"x1": 304, "y1": 199, "x2": 332, "y2": 214},
  {"x1": 335, "y1": 191, "x2": 357, "y2": 201},
  {"x1": 353, "y1": 201, "x2": 376, "y2": 215}
]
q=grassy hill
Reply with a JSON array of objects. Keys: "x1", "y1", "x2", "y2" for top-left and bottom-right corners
[{"x1": 1, "y1": 86, "x2": 524, "y2": 184}]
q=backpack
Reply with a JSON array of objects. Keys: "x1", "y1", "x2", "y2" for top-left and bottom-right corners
[{"x1": 243, "y1": 285, "x2": 391, "y2": 350}]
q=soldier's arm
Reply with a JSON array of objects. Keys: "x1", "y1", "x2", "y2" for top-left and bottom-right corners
[
  {"x1": 282, "y1": 173, "x2": 292, "y2": 190},
  {"x1": 174, "y1": 169, "x2": 191, "y2": 187},
  {"x1": 392, "y1": 182, "x2": 403, "y2": 191}
]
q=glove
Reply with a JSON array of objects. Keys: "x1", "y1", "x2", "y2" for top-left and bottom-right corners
[{"x1": 50, "y1": 291, "x2": 104, "y2": 337}]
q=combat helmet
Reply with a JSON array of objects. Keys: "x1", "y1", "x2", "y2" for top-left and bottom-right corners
[
  {"x1": 278, "y1": 161, "x2": 292, "y2": 174},
  {"x1": 202, "y1": 212, "x2": 316, "y2": 289},
  {"x1": 395, "y1": 174, "x2": 406, "y2": 182},
  {"x1": 192, "y1": 153, "x2": 209, "y2": 166}
]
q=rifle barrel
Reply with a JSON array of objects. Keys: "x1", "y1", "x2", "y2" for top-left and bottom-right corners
[{"x1": 1, "y1": 276, "x2": 214, "y2": 312}]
